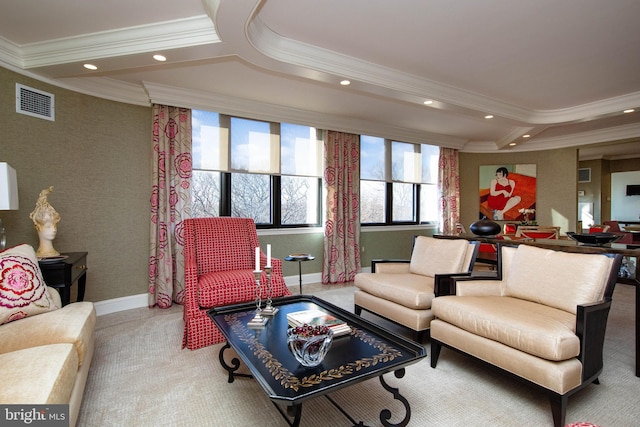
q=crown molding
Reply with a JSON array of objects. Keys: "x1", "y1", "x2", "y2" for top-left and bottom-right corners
[
  {"x1": 57, "y1": 77, "x2": 150, "y2": 106},
  {"x1": 459, "y1": 123, "x2": 640, "y2": 155},
  {"x1": 0, "y1": 60, "x2": 150, "y2": 106},
  {"x1": 530, "y1": 123, "x2": 640, "y2": 148},
  {"x1": 246, "y1": 14, "x2": 640, "y2": 127},
  {"x1": 246, "y1": 16, "x2": 531, "y2": 122},
  {"x1": 16, "y1": 16, "x2": 220, "y2": 69},
  {"x1": 0, "y1": 36, "x2": 23, "y2": 68},
  {"x1": 143, "y1": 81, "x2": 467, "y2": 148}
]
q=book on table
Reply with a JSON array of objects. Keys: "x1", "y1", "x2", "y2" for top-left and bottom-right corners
[{"x1": 287, "y1": 309, "x2": 351, "y2": 337}]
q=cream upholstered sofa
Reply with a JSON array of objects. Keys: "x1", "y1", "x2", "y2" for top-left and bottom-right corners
[
  {"x1": 353, "y1": 236, "x2": 478, "y2": 341},
  {"x1": 0, "y1": 244, "x2": 96, "y2": 427},
  {"x1": 430, "y1": 244, "x2": 622, "y2": 427}
]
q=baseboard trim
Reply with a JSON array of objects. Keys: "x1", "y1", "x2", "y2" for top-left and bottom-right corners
[
  {"x1": 95, "y1": 272, "x2": 327, "y2": 316},
  {"x1": 284, "y1": 272, "x2": 323, "y2": 289},
  {"x1": 94, "y1": 293, "x2": 149, "y2": 316}
]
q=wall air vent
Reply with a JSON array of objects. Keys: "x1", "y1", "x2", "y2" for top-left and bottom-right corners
[
  {"x1": 16, "y1": 83, "x2": 55, "y2": 121},
  {"x1": 578, "y1": 168, "x2": 591, "y2": 183}
]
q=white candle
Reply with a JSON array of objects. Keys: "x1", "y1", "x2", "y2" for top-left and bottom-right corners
[
  {"x1": 266, "y1": 244, "x2": 272, "y2": 268},
  {"x1": 255, "y1": 247, "x2": 260, "y2": 271}
]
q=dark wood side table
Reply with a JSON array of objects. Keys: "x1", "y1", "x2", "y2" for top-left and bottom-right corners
[{"x1": 39, "y1": 252, "x2": 88, "y2": 306}]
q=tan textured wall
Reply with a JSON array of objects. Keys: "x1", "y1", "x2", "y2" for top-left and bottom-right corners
[
  {"x1": 459, "y1": 148, "x2": 579, "y2": 234},
  {"x1": 578, "y1": 159, "x2": 605, "y2": 226},
  {"x1": 1, "y1": 66, "x2": 151, "y2": 302}
]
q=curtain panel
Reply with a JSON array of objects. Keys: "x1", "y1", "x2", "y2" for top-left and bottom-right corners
[
  {"x1": 148, "y1": 105, "x2": 192, "y2": 308},
  {"x1": 438, "y1": 147, "x2": 460, "y2": 234},
  {"x1": 323, "y1": 130, "x2": 361, "y2": 284}
]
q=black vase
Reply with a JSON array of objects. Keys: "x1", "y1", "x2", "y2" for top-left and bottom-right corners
[{"x1": 470, "y1": 217, "x2": 501, "y2": 236}]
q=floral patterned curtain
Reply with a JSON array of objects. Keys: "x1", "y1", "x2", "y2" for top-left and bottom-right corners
[
  {"x1": 323, "y1": 130, "x2": 361, "y2": 284},
  {"x1": 438, "y1": 147, "x2": 460, "y2": 234},
  {"x1": 148, "y1": 105, "x2": 192, "y2": 308}
]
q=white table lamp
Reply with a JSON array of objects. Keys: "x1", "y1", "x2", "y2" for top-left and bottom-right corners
[{"x1": 0, "y1": 163, "x2": 19, "y2": 250}]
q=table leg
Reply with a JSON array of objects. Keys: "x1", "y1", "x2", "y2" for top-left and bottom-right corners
[
  {"x1": 58, "y1": 285, "x2": 71, "y2": 307},
  {"x1": 77, "y1": 272, "x2": 87, "y2": 302},
  {"x1": 298, "y1": 261, "x2": 303, "y2": 294},
  {"x1": 379, "y1": 369, "x2": 411, "y2": 427},
  {"x1": 218, "y1": 342, "x2": 251, "y2": 383}
]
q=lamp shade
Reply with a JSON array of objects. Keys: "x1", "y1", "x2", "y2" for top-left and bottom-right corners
[{"x1": 0, "y1": 163, "x2": 19, "y2": 210}]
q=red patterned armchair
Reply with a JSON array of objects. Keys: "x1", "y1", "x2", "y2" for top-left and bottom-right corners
[{"x1": 182, "y1": 217, "x2": 291, "y2": 350}]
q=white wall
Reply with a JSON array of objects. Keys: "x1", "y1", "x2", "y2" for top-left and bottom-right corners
[{"x1": 611, "y1": 171, "x2": 640, "y2": 221}]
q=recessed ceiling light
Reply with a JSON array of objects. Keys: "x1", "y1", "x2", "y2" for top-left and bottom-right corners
[
  {"x1": 340, "y1": 80, "x2": 351, "y2": 86},
  {"x1": 522, "y1": 134, "x2": 531, "y2": 138},
  {"x1": 509, "y1": 142, "x2": 517, "y2": 146},
  {"x1": 484, "y1": 115, "x2": 494, "y2": 119},
  {"x1": 423, "y1": 100, "x2": 433, "y2": 105},
  {"x1": 623, "y1": 108, "x2": 635, "y2": 113},
  {"x1": 83, "y1": 64, "x2": 97, "y2": 70},
  {"x1": 153, "y1": 54, "x2": 167, "y2": 62}
]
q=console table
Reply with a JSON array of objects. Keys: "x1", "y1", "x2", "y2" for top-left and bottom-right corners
[
  {"x1": 436, "y1": 234, "x2": 640, "y2": 377},
  {"x1": 39, "y1": 252, "x2": 88, "y2": 306}
]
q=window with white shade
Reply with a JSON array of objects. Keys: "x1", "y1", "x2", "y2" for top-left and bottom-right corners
[
  {"x1": 192, "y1": 110, "x2": 440, "y2": 228},
  {"x1": 360, "y1": 136, "x2": 439, "y2": 225},
  {"x1": 192, "y1": 111, "x2": 322, "y2": 227}
]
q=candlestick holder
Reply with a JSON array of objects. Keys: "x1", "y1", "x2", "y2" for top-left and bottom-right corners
[
  {"x1": 261, "y1": 266, "x2": 278, "y2": 316},
  {"x1": 247, "y1": 270, "x2": 268, "y2": 328}
]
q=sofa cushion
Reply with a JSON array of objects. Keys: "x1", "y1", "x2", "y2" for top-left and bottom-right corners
[
  {"x1": 409, "y1": 237, "x2": 469, "y2": 277},
  {"x1": 0, "y1": 343, "x2": 78, "y2": 404},
  {"x1": 198, "y1": 270, "x2": 269, "y2": 308},
  {"x1": 0, "y1": 244, "x2": 59, "y2": 325},
  {"x1": 354, "y1": 273, "x2": 435, "y2": 309},
  {"x1": 433, "y1": 295, "x2": 580, "y2": 361},
  {"x1": 505, "y1": 245, "x2": 613, "y2": 314},
  {"x1": 0, "y1": 302, "x2": 95, "y2": 368}
]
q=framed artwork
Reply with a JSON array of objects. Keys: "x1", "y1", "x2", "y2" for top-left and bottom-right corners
[{"x1": 479, "y1": 164, "x2": 537, "y2": 221}]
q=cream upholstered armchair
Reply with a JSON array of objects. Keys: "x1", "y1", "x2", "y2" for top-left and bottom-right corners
[
  {"x1": 353, "y1": 236, "x2": 478, "y2": 341},
  {"x1": 182, "y1": 217, "x2": 292, "y2": 350},
  {"x1": 430, "y1": 244, "x2": 622, "y2": 427}
]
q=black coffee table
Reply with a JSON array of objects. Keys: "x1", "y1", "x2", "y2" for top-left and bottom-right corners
[{"x1": 208, "y1": 295, "x2": 426, "y2": 427}]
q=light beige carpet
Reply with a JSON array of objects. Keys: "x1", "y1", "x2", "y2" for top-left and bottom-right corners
[{"x1": 78, "y1": 283, "x2": 640, "y2": 426}]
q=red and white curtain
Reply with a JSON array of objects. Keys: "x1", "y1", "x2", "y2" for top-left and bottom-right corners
[
  {"x1": 438, "y1": 147, "x2": 460, "y2": 234},
  {"x1": 148, "y1": 104, "x2": 192, "y2": 308},
  {"x1": 322, "y1": 130, "x2": 361, "y2": 284}
]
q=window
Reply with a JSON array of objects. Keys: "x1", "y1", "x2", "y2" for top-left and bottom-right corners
[
  {"x1": 192, "y1": 110, "x2": 440, "y2": 228},
  {"x1": 420, "y1": 144, "x2": 440, "y2": 223},
  {"x1": 191, "y1": 110, "x2": 322, "y2": 227},
  {"x1": 360, "y1": 136, "x2": 439, "y2": 225},
  {"x1": 360, "y1": 136, "x2": 386, "y2": 223}
]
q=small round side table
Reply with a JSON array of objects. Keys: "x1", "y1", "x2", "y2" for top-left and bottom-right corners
[{"x1": 284, "y1": 253, "x2": 315, "y2": 294}]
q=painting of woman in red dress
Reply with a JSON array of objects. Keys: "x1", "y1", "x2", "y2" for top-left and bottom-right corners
[{"x1": 487, "y1": 167, "x2": 522, "y2": 220}]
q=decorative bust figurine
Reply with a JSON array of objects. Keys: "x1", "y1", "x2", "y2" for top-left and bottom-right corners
[{"x1": 29, "y1": 186, "x2": 61, "y2": 257}]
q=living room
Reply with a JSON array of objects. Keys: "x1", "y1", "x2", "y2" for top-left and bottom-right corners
[
  {"x1": 1, "y1": 1, "x2": 640, "y2": 426},
  {"x1": 2, "y1": 64, "x2": 639, "y2": 308}
]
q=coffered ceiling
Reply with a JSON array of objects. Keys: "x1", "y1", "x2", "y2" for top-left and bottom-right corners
[{"x1": 1, "y1": 0, "x2": 639, "y2": 159}]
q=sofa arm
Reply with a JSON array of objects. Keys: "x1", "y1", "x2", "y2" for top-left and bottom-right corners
[
  {"x1": 47, "y1": 285, "x2": 62, "y2": 308},
  {"x1": 454, "y1": 276, "x2": 506, "y2": 297},
  {"x1": 0, "y1": 302, "x2": 95, "y2": 365},
  {"x1": 434, "y1": 273, "x2": 472, "y2": 296},
  {"x1": 371, "y1": 259, "x2": 410, "y2": 273},
  {"x1": 577, "y1": 300, "x2": 612, "y2": 381},
  {"x1": 456, "y1": 279, "x2": 504, "y2": 297}
]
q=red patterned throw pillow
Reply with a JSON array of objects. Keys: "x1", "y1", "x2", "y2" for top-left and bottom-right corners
[{"x1": 0, "y1": 244, "x2": 59, "y2": 324}]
